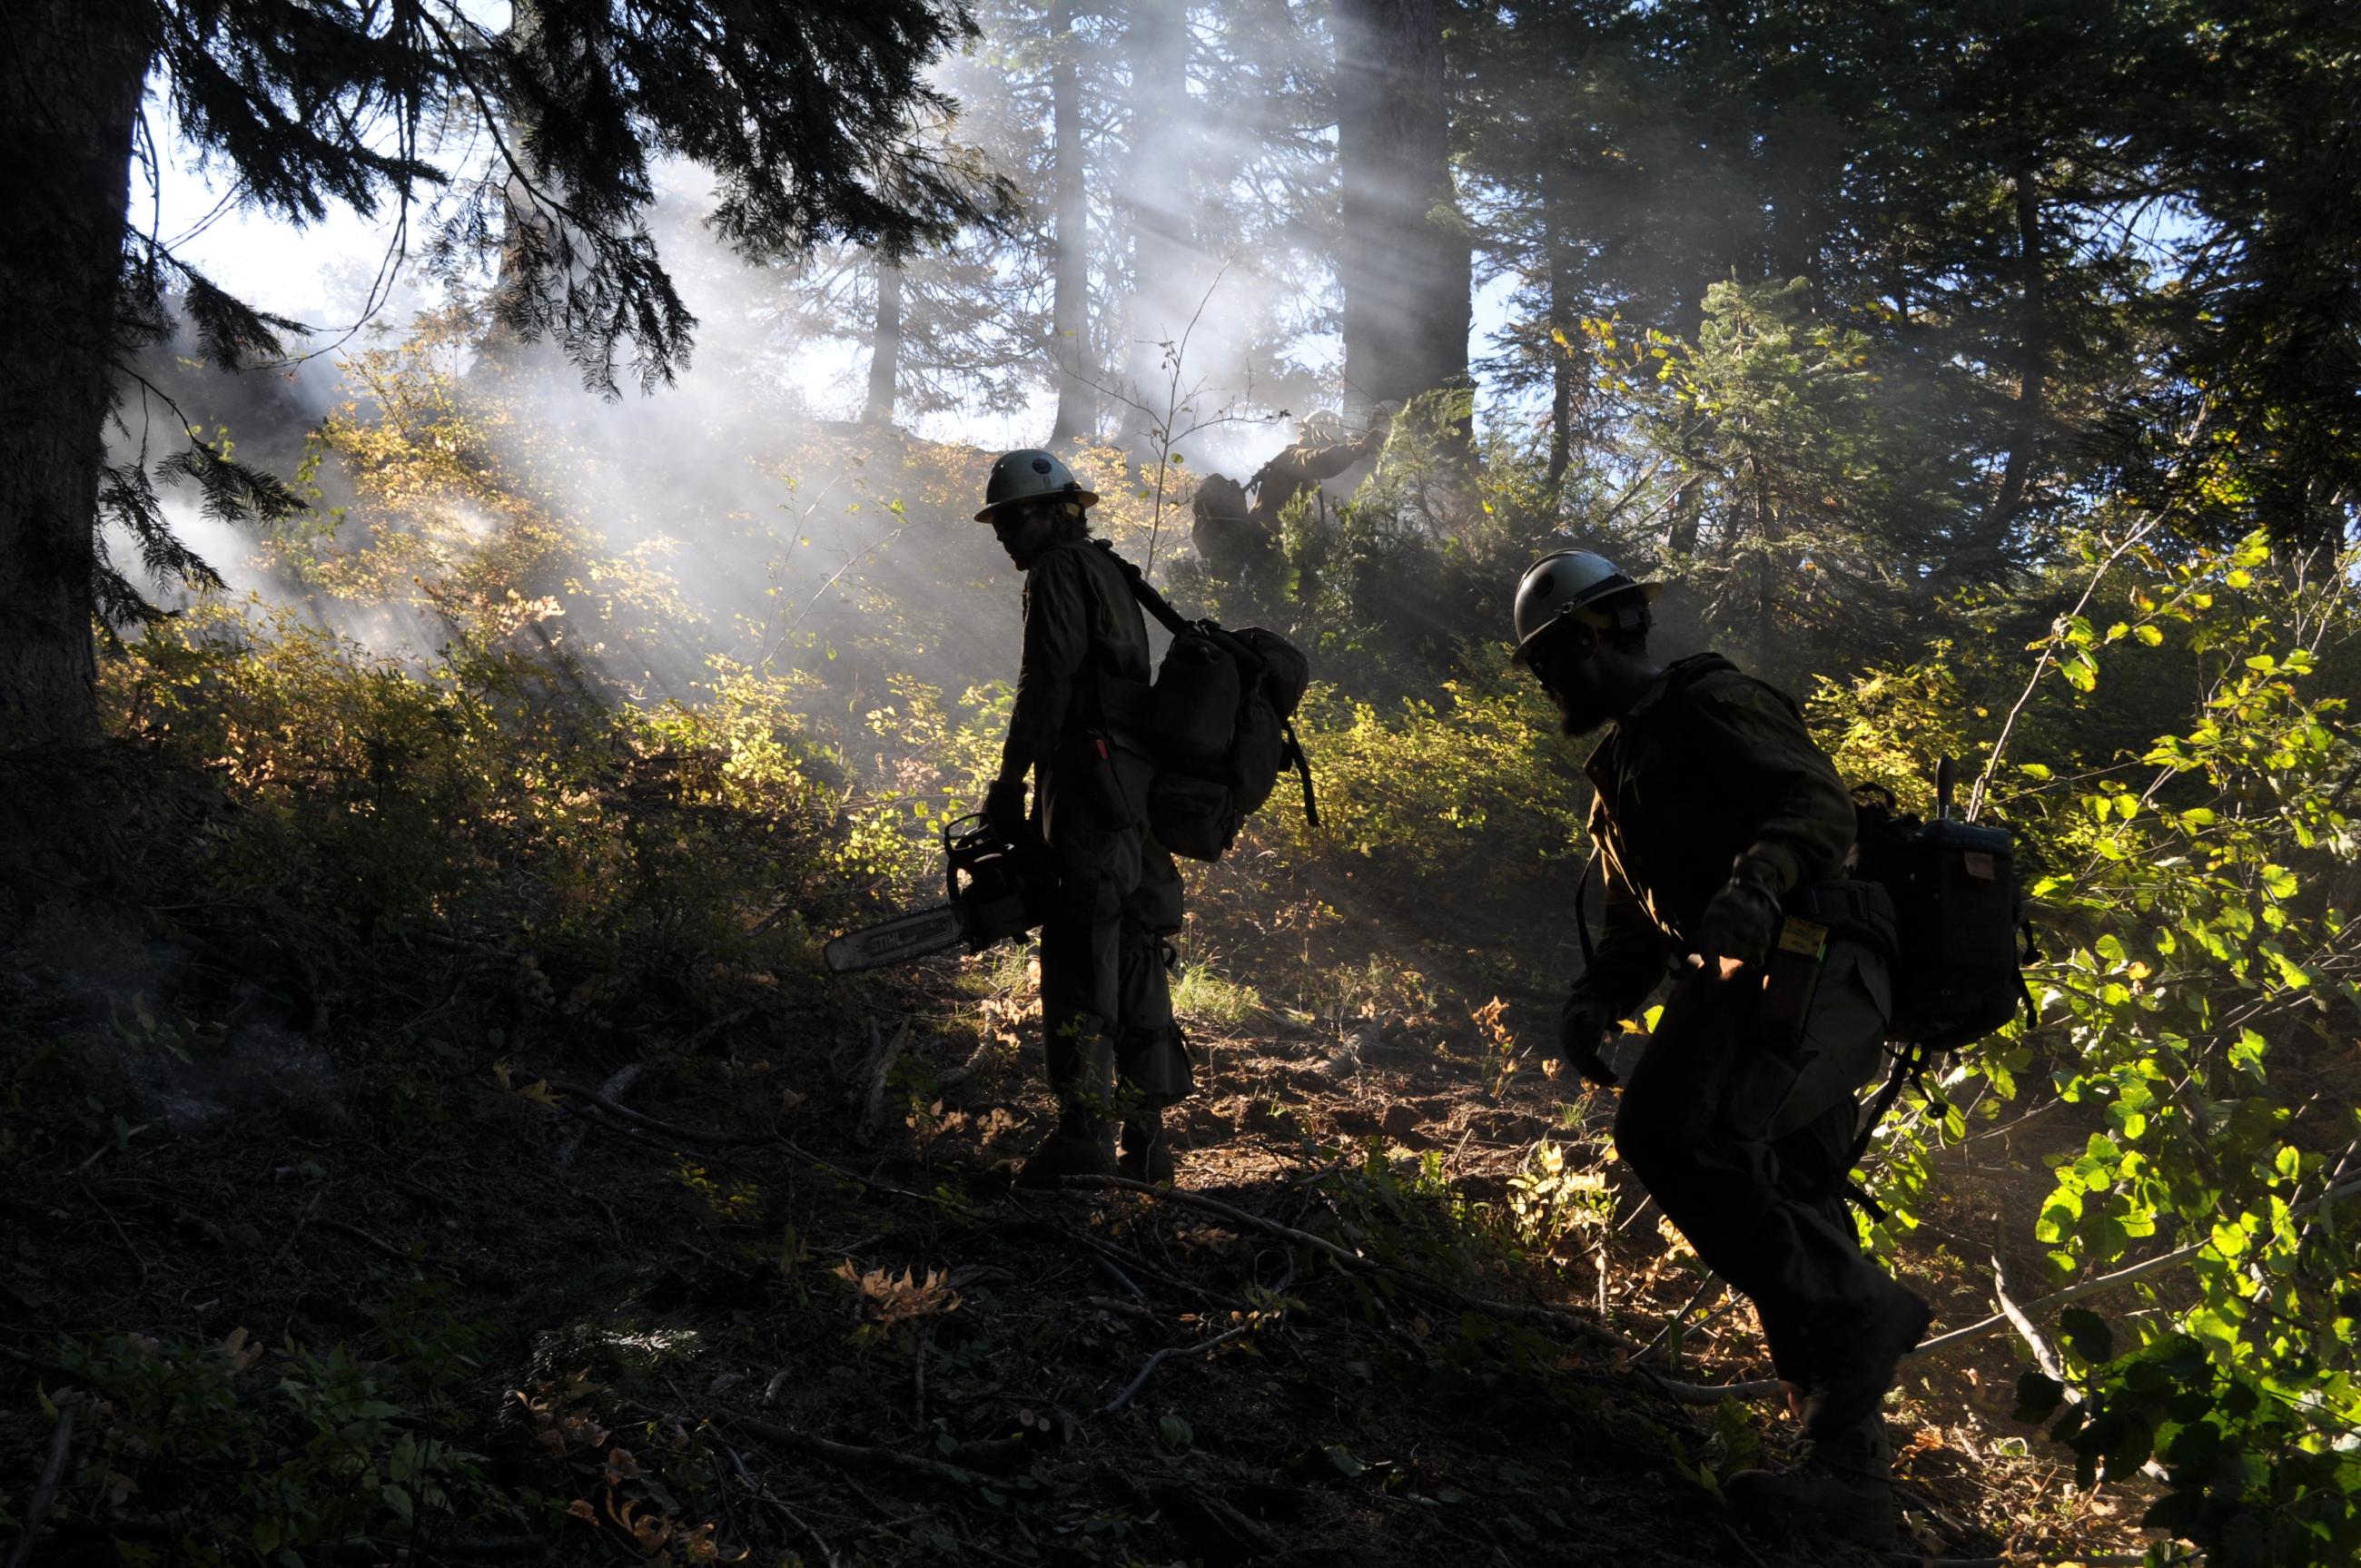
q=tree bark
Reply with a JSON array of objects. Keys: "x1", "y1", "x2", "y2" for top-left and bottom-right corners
[
  {"x1": 1543, "y1": 156, "x2": 1578, "y2": 486},
  {"x1": 1119, "y1": 0, "x2": 1193, "y2": 447},
  {"x1": 1333, "y1": 0, "x2": 1469, "y2": 416},
  {"x1": 1990, "y1": 162, "x2": 2047, "y2": 540},
  {"x1": 0, "y1": 1, "x2": 151, "y2": 748},
  {"x1": 1048, "y1": 0, "x2": 1096, "y2": 445},
  {"x1": 863, "y1": 251, "x2": 904, "y2": 428}
]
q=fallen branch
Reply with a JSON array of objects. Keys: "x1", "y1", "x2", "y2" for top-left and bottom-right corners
[
  {"x1": 1632, "y1": 1274, "x2": 1722, "y2": 1365},
  {"x1": 548, "y1": 1079, "x2": 746, "y2": 1149},
  {"x1": 1655, "y1": 1176, "x2": 2361, "y2": 1405},
  {"x1": 316, "y1": 1218, "x2": 425, "y2": 1268},
  {"x1": 1061, "y1": 1175, "x2": 1624, "y2": 1347},
  {"x1": 1993, "y1": 1256, "x2": 2168, "y2": 1484},
  {"x1": 777, "y1": 1140, "x2": 956, "y2": 1208},
  {"x1": 1884, "y1": 1556, "x2": 2195, "y2": 1568},
  {"x1": 857, "y1": 1020, "x2": 913, "y2": 1144},
  {"x1": 1101, "y1": 1321, "x2": 1254, "y2": 1414},
  {"x1": 1647, "y1": 1372, "x2": 1782, "y2": 1405},
  {"x1": 725, "y1": 1445, "x2": 839, "y2": 1568},
  {"x1": 1007, "y1": 1218, "x2": 1227, "y2": 1306},
  {"x1": 558, "y1": 1063, "x2": 646, "y2": 1168},
  {"x1": 1062, "y1": 1175, "x2": 1362, "y2": 1269},
  {"x1": 735, "y1": 1417, "x2": 990, "y2": 1489},
  {"x1": 932, "y1": 1037, "x2": 1000, "y2": 1092},
  {"x1": 263, "y1": 1185, "x2": 329, "y2": 1273},
  {"x1": 5, "y1": 1403, "x2": 74, "y2": 1568}
]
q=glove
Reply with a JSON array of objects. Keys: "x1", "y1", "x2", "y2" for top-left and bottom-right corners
[
  {"x1": 1696, "y1": 876, "x2": 1783, "y2": 973},
  {"x1": 983, "y1": 776, "x2": 1028, "y2": 839},
  {"x1": 1558, "y1": 992, "x2": 1619, "y2": 1088}
]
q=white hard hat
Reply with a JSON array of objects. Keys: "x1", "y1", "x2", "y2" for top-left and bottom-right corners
[
  {"x1": 975, "y1": 449, "x2": 1098, "y2": 522},
  {"x1": 1512, "y1": 549, "x2": 1661, "y2": 661}
]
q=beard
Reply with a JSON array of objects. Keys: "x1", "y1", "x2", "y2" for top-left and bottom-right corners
[{"x1": 1553, "y1": 688, "x2": 1614, "y2": 736}]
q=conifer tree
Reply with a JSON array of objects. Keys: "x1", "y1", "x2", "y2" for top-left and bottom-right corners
[
  {"x1": 0, "y1": 0, "x2": 988, "y2": 746},
  {"x1": 1332, "y1": 0, "x2": 1470, "y2": 414}
]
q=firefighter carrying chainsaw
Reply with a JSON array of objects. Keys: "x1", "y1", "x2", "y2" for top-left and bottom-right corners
[
  {"x1": 821, "y1": 449, "x2": 1317, "y2": 1186},
  {"x1": 976, "y1": 450, "x2": 1194, "y2": 1188}
]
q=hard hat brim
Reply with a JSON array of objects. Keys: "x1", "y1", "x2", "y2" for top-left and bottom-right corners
[
  {"x1": 1514, "y1": 579, "x2": 1662, "y2": 662},
  {"x1": 973, "y1": 488, "x2": 1099, "y2": 524}
]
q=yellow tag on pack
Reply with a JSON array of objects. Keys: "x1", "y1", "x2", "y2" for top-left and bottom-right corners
[{"x1": 1776, "y1": 916, "x2": 1829, "y2": 959}]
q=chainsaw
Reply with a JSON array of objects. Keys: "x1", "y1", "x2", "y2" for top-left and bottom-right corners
[{"x1": 822, "y1": 813, "x2": 1052, "y2": 974}]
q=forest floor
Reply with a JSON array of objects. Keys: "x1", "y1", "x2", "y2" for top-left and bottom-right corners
[{"x1": 0, "y1": 883, "x2": 2164, "y2": 1568}]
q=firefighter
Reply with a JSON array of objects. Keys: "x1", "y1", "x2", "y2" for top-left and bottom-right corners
[
  {"x1": 1244, "y1": 407, "x2": 1388, "y2": 535},
  {"x1": 976, "y1": 450, "x2": 1192, "y2": 1186},
  {"x1": 1514, "y1": 548, "x2": 1932, "y2": 1545}
]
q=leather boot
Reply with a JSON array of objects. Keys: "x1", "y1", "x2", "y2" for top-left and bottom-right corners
[
  {"x1": 1802, "y1": 1277, "x2": 1932, "y2": 1440},
  {"x1": 1724, "y1": 1421, "x2": 1897, "y2": 1547},
  {"x1": 1013, "y1": 1107, "x2": 1116, "y2": 1189},
  {"x1": 1118, "y1": 1112, "x2": 1174, "y2": 1184}
]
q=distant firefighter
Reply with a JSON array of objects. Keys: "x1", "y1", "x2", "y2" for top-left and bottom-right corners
[
  {"x1": 1189, "y1": 408, "x2": 1391, "y2": 582},
  {"x1": 1247, "y1": 407, "x2": 1388, "y2": 534}
]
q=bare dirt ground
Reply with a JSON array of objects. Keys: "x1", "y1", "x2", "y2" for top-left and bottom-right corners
[{"x1": 0, "y1": 909, "x2": 2157, "y2": 1568}]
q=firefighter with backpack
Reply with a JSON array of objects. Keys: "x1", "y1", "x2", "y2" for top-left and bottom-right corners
[
  {"x1": 975, "y1": 450, "x2": 1194, "y2": 1188},
  {"x1": 1513, "y1": 548, "x2": 1933, "y2": 1546}
]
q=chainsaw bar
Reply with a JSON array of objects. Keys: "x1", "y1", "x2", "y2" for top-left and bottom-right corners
[{"x1": 822, "y1": 903, "x2": 967, "y2": 973}]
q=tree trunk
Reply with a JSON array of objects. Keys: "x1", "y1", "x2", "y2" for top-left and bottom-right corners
[
  {"x1": 1120, "y1": 0, "x2": 1192, "y2": 447},
  {"x1": 863, "y1": 251, "x2": 904, "y2": 428},
  {"x1": 1753, "y1": 458, "x2": 1777, "y2": 675},
  {"x1": 0, "y1": 2, "x2": 150, "y2": 748},
  {"x1": 1048, "y1": 0, "x2": 1096, "y2": 445},
  {"x1": 1990, "y1": 162, "x2": 2046, "y2": 541},
  {"x1": 1543, "y1": 156, "x2": 1578, "y2": 487},
  {"x1": 1333, "y1": 0, "x2": 1468, "y2": 416}
]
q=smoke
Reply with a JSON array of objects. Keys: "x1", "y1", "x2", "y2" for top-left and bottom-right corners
[{"x1": 113, "y1": 0, "x2": 1558, "y2": 717}]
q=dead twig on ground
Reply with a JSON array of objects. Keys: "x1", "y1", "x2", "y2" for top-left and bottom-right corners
[
  {"x1": 1884, "y1": 1557, "x2": 2195, "y2": 1568},
  {"x1": 263, "y1": 1184, "x2": 329, "y2": 1274},
  {"x1": 857, "y1": 1020, "x2": 912, "y2": 1144},
  {"x1": 1656, "y1": 1174, "x2": 2361, "y2": 1405},
  {"x1": 77, "y1": 1181, "x2": 149, "y2": 1291},
  {"x1": 725, "y1": 1445, "x2": 839, "y2": 1568},
  {"x1": 548, "y1": 1079, "x2": 746, "y2": 1149},
  {"x1": 1632, "y1": 1274, "x2": 1722, "y2": 1366},
  {"x1": 1061, "y1": 1175, "x2": 1625, "y2": 1347},
  {"x1": 777, "y1": 1140, "x2": 954, "y2": 1208},
  {"x1": 558, "y1": 1063, "x2": 646, "y2": 1168},
  {"x1": 6, "y1": 1403, "x2": 74, "y2": 1568},
  {"x1": 735, "y1": 1417, "x2": 990, "y2": 1489},
  {"x1": 1101, "y1": 1320, "x2": 1255, "y2": 1415}
]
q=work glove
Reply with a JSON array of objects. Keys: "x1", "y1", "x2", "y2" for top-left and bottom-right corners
[
  {"x1": 983, "y1": 776, "x2": 1028, "y2": 840},
  {"x1": 1558, "y1": 992, "x2": 1619, "y2": 1088},
  {"x1": 1696, "y1": 875, "x2": 1783, "y2": 974}
]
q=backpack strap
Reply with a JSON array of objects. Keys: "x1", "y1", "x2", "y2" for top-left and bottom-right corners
[
  {"x1": 1572, "y1": 855, "x2": 1597, "y2": 971},
  {"x1": 1281, "y1": 715, "x2": 1319, "y2": 828},
  {"x1": 1098, "y1": 540, "x2": 1194, "y2": 637}
]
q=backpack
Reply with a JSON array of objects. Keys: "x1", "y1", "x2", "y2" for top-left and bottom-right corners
[
  {"x1": 1098, "y1": 544, "x2": 1318, "y2": 861},
  {"x1": 1842, "y1": 764, "x2": 2040, "y2": 1174},
  {"x1": 1849, "y1": 781, "x2": 2032, "y2": 1050},
  {"x1": 1567, "y1": 658, "x2": 2038, "y2": 1170}
]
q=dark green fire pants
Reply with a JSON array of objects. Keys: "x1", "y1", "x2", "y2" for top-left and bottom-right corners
[
  {"x1": 1037, "y1": 749, "x2": 1193, "y2": 1116},
  {"x1": 1613, "y1": 939, "x2": 1895, "y2": 1390}
]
